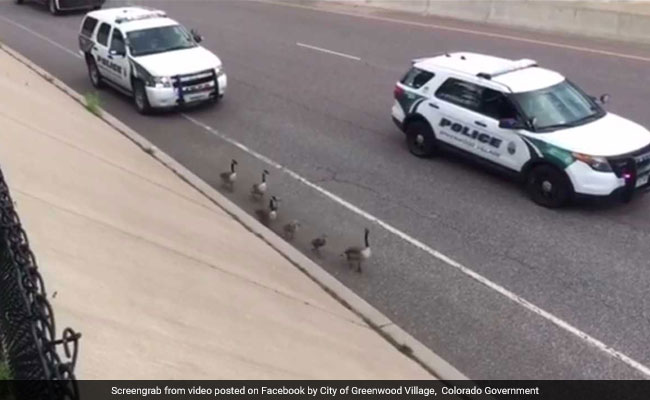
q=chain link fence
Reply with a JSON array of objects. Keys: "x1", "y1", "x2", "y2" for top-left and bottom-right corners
[{"x1": 0, "y1": 167, "x2": 81, "y2": 400}]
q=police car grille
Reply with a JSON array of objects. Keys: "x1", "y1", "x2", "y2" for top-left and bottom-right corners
[
  {"x1": 607, "y1": 143, "x2": 650, "y2": 177},
  {"x1": 173, "y1": 70, "x2": 215, "y2": 90}
]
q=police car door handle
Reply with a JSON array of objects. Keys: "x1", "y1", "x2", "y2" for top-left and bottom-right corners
[
  {"x1": 475, "y1": 121, "x2": 487, "y2": 127},
  {"x1": 428, "y1": 102, "x2": 439, "y2": 109}
]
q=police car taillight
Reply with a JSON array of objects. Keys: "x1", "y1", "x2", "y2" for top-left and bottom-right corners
[{"x1": 394, "y1": 84, "x2": 404, "y2": 99}]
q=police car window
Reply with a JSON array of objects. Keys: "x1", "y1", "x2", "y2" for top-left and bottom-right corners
[
  {"x1": 478, "y1": 88, "x2": 518, "y2": 120},
  {"x1": 96, "y1": 23, "x2": 111, "y2": 47},
  {"x1": 401, "y1": 68, "x2": 434, "y2": 89},
  {"x1": 110, "y1": 30, "x2": 126, "y2": 53},
  {"x1": 81, "y1": 17, "x2": 98, "y2": 37},
  {"x1": 435, "y1": 78, "x2": 481, "y2": 111},
  {"x1": 126, "y1": 25, "x2": 197, "y2": 57}
]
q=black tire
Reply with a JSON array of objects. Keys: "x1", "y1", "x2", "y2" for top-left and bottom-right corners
[
  {"x1": 87, "y1": 57, "x2": 104, "y2": 89},
  {"x1": 406, "y1": 120, "x2": 437, "y2": 158},
  {"x1": 525, "y1": 164, "x2": 573, "y2": 208},
  {"x1": 48, "y1": 0, "x2": 59, "y2": 15},
  {"x1": 133, "y1": 80, "x2": 152, "y2": 115}
]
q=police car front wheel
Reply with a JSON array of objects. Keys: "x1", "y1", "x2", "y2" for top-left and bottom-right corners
[
  {"x1": 406, "y1": 120, "x2": 437, "y2": 158},
  {"x1": 525, "y1": 165, "x2": 573, "y2": 208},
  {"x1": 133, "y1": 80, "x2": 152, "y2": 115}
]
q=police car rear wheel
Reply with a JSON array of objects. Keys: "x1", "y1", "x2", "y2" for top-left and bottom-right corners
[
  {"x1": 406, "y1": 121, "x2": 437, "y2": 158},
  {"x1": 133, "y1": 80, "x2": 152, "y2": 115},
  {"x1": 48, "y1": 0, "x2": 59, "y2": 15},
  {"x1": 526, "y1": 165, "x2": 572, "y2": 208},
  {"x1": 87, "y1": 58, "x2": 103, "y2": 89}
]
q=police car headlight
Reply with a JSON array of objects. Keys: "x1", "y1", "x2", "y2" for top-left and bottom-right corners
[
  {"x1": 215, "y1": 65, "x2": 224, "y2": 76},
  {"x1": 150, "y1": 76, "x2": 172, "y2": 88},
  {"x1": 572, "y1": 153, "x2": 612, "y2": 173}
]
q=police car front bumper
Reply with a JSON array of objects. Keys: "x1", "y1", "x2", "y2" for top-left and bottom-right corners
[
  {"x1": 145, "y1": 72, "x2": 227, "y2": 109},
  {"x1": 567, "y1": 159, "x2": 650, "y2": 200}
]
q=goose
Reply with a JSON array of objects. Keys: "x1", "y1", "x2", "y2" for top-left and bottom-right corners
[
  {"x1": 255, "y1": 196, "x2": 279, "y2": 225},
  {"x1": 251, "y1": 169, "x2": 269, "y2": 200},
  {"x1": 343, "y1": 228, "x2": 371, "y2": 273},
  {"x1": 283, "y1": 220, "x2": 301, "y2": 241},
  {"x1": 220, "y1": 159, "x2": 238, "y2": 191},
  {"x1": 310, "y1": 234, "x2": 327, "y2": 257}
]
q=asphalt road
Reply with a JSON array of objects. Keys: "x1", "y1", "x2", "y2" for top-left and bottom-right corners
[{"x1": 1, "y1": 0, "x2": 650, "y2": 380}]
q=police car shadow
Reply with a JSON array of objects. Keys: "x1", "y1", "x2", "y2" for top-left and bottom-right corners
[
  {"x1": 573, "y1": 192, "x2": 641, "y2": 211},
  {"x1": 400, "y1": 138, "x2": 524, "y2": 193}
]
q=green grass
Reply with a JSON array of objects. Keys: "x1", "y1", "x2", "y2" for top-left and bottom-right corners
[
  {"x1": 84, "y1": 92, "x2": 102, "y2": 117},
  {"x1": 0, "y1": 360, "x2": 12, "y2": 380}
]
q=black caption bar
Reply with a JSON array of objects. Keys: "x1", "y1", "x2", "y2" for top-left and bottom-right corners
[{"x1": 2, "y1": 380, "x2": 649, "y2": 400}]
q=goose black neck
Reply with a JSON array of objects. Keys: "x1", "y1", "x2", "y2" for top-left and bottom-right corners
[
  {"x1": 262, "y1": 173, "x2": 267, "y2": 183},
  {"x1": 364, "y1": 230, "x2": 369, "y2": 247},
  {"x1": 231, "y1": 162, "x2": 236, "y2": 172}
]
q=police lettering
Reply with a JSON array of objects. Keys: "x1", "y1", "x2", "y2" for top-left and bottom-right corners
[
  {"x1": 98, "y1": 56, "x2": 123, "y2": 75},
  {"x1": 439, "y1": 118, "x2": 502, "y2": 148}
]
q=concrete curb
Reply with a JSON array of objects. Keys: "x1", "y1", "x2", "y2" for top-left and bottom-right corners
[{"x1": 0, "y1": 42, "x2": 468, "y2": 381}]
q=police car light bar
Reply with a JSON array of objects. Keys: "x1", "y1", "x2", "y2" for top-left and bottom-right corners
[
  {"x1": 411, "y1": 53, "x2": 451, "y2": 65},
  {"x1": 115, "y1": 9, "x2": 167, "y2": 24},
  {"x1": 477, "y1": 58, "x2": 538, "y2": 80}
]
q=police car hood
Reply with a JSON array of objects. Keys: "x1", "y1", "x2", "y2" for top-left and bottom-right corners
[
  {"x1": 539, "y1": 113, "x2": 650, "y2": 157},
  {"x1": 132, "y1": 46, "x2": 221, "y2": 77}
]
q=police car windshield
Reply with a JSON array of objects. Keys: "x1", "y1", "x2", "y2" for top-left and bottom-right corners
[
  {"x1": 127, "y1": 25, "x2": 196, "y2": 57},
  {"x1": 510, "y1": 80, "x2": 604, "y2": 131}
]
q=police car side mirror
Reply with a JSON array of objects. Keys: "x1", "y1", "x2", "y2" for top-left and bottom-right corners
[
  {"x1": 599, "y1": 93, "x2": 610, "y2": 104},
  {"x1": 191, "y1": 29, "x2": 203, "y2": 43},
  {"x1": 499, "y1": 118, "x2": 525, "y2": 130}
]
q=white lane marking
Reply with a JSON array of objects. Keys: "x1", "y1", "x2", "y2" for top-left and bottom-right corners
[
  {"x1": 266, "y1": 0, "x2": 650, "y2": 63},
  {"x1": 296, "y1": 42, "x2": 361, "y2": 61},
  {"x1": 0, "y1": 15, "x2": 82, "y2": 60},
  {"x1": 5, "y1": 11, "x2": 649, "y2": 378}
]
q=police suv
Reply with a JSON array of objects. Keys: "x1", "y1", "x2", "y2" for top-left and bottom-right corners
[
  {"x1": 78, "y1": 7, "x2": 227, "y2": 114},
  {"x1": 392, "y1": 52, "x2": 650, "y2": 207}
]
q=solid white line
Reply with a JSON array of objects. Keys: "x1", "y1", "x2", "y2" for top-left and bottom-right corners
[
  {"x1": 0, "y1": 15, "x2": 82, "y2": 60},
  {"x1": 182, "y1": 115, "x2": 650, "y2": 379},
  {"x1": 296, "y1": 42, "x2": 361, "y2": 61},
  {"x1": 5, "y1": 10, "x2": 649, "y2": 378},
  {"x1": 267, "y1": 0, "x2": 650, "y2": 63}
]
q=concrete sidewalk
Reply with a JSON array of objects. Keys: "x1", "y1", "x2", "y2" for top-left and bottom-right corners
[{"x1": 0, "y1": 47, "x2": 434, "y2": 379}]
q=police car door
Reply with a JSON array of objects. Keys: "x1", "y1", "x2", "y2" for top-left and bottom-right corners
[
  {"x1": 93, "y1": 23, "x2": 113, "y2": 80},
  {"x1": 432, "y1": 78, "x2": 490, "y2": 156},
  {"x1": 473, "y1": 87, "x2": 531, "y2": 172},
  {"x1": 107, "y1": 29, "x2": 130, "y2": 90}
]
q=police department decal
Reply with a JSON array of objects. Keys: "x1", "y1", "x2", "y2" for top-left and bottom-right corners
[{"x1": 507, "y1": 141, "x2": 516, "y2": 155}]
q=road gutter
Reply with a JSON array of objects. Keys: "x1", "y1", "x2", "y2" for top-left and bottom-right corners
[{"x1": 0, "y1": 42, "x2": 468, "y2": 382}]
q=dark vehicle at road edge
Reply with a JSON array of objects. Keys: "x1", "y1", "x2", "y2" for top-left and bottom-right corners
[{"x1": 15, "y1": 0, "x2": 105, "y2": 15}]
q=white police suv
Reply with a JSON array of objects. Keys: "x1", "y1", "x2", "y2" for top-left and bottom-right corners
[
  {"x1": 392, "y1": 52, "x2": 650, "y2": 207},
  {"x1": 78, "y1": 7, "x2": 227, "y2": 114}
]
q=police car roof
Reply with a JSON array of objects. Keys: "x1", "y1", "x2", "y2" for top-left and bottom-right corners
[
  {"x1": 414, "y1": 52, "x2": 564, "y2": 93},
  {"x1": 87, "y1": 7, "x2": 177, "y2": 31}
]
